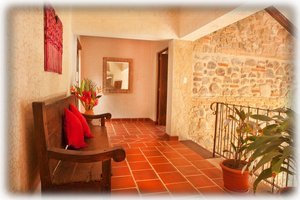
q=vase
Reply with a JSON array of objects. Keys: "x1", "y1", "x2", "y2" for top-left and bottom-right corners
[
  {"x1": 84, "y1": 109, "x2": 94, "y2": 115},
  {"x1": 84, "y1": 109, "x2": 94, "y2": 124}
]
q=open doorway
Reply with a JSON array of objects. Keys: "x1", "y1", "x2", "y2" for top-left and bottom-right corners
[
  {"x1": 156, "y1": 48, "x2": 168, "y2": 125},
  {"x1": 76, "y1": 38, "x2": 82, "y2": 83}
]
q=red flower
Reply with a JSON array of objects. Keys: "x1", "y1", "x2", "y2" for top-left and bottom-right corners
[
  {"x1": 70, "y1": 79, "x2": 102, "y2": 111},
  {"x1": 94, "y1": 99, "x2": 98, "y2": 106}
]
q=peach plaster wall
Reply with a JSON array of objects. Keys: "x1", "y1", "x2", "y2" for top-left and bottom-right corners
[
  {"x1": 169, "y1": 9, "x2": 294, "y2": 151},
  {"x1": 8, "y1": 7, "x2": 75, "y2": 192},
  {"x1": 80, "y1": 36, "x2": 168, "y2": 120}
]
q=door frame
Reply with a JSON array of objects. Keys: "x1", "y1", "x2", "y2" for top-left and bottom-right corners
[{"x1": 156, "y1": 47, "x2": 168, "y2": 125}]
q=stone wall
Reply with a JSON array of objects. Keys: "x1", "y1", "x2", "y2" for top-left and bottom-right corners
[
  {"x1": 192, "y1": 54, "x2": 293, "y2": 99},
  {"x1": 179, "y1": 10, "x2": 294, "y2": 151}
]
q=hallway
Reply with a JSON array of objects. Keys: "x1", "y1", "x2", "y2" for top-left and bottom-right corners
[{"x1": 107, "y1": 120, "x2": 228, "y2": 197}]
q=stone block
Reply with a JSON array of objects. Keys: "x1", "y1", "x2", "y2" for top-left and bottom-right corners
[
  {"x1": 193, "y1": 87, "x2": 198, "y2": 94},
  {"x1": 199, "y1": 86, "x2": 208, "y2": 95},
  {"x1": 265, "y1": 69, "x2": 275, "y2": 78},
  {"x1": 215, "y1": 68, "x2": 225, "y2": 76},
  {"x1": 241, "y1": 78, "x2": 249, "y2": 85},
  {"x1": 207, "y1": 61, "x2": 217, "y2": 69},
  {"x1": 238, "y1": 86, "x2": 251, "y2": 95},
  {"x1": 213, "y1": 77, "x2": 222, "y2": 83},
  {"x1": 232, "y1": 79, "x2": 240, "y2": 84},
  {"x1": 193, "y1": 77, "x2": 201, "y2": 81},
  {"x1": 223, "y1": 88, "x2": 231, "y2": 96},
  {"x1": 230, "y1": 89, "x2": 238, "y2": 96},
  {"x1": 248, "y1": 72, "x2": 257, "y2": 77},
  {"x1": 224, "y1": 76, "x2": 231, "y2": 83},
  {"x1": 231, "y1": 73, "x2": 239, "y2": 79},
  {"x1": 209, "y1": 83, "x2": 221, "y2": 94},
  {"x1": 231, "y1": 58, "x2": 243, "y2": 67},
  {"x1": 241, "y1": 67, "x2": 251, "y2": 74},
  {"x1": 227, "y1": 67, "x2": 232, "y2": 75},
  {"x1": 218, "y1": 63, "x2": 228, "y2": 67},
  {"x1": 202, "y1": 77, "x2": 210, "y2": 84},
  {"x1": 194, "y1": 62, "x2": 202, "y2": 72},
  {"x1": 275, "y1": 67, "x2": 284, "y2": 75},
  {"x1": 259, "y1": 84, "x2": 271, "y2": 97},
  {"x1": 245, "y1": 59, "x2": 256, "y2": 66}
]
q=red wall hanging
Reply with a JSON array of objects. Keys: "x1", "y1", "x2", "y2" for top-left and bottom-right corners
[{"x1": 44, "y1": 5, "x2": 63, "y2": 74}]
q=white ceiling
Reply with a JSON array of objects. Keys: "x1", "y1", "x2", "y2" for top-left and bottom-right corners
[{"x1": 71, "y1": 4, "x2": 293, "y2": 41}]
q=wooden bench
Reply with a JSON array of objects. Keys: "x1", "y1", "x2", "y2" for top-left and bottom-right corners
[{"x1": 32, "y1": 95, "x2": 125, "y2": 193}]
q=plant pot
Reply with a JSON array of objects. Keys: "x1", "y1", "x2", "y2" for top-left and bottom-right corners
[{"x1": 220, "y1": 159, "x2": 249, "y2": 192}]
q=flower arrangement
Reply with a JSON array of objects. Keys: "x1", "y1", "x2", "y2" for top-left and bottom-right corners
[{"x1": 70, "y1": 79, "x2": 102, "y2": 111}]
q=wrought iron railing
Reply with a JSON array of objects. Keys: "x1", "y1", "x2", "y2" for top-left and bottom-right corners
[{"x1": 210, "y1": 102, "x2": 296, "y2": 193}]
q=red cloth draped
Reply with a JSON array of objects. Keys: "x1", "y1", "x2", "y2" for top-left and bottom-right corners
[{"x1": 44, "y1": 6, "x2": 63, "y2": 74}]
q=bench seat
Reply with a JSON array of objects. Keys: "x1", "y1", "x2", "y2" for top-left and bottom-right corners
[{"x1": 32, "y1": 95, "x2": 125, "y2": 193}]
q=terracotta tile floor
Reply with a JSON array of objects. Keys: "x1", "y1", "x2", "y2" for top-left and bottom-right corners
[{"x1": 107, "y1": 120, "x2": 229, "y2": 197}]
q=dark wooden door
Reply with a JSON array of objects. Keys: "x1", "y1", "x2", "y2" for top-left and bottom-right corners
[{"x1": 157, "y1": 49, "x2": 168, "y2": 125}]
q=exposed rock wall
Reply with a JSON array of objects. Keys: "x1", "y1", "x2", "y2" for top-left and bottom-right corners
[{"x1": 172, "y1": 10, "x2": 294, "y2": 151}]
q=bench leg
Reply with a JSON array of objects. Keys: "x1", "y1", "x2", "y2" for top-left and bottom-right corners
[{"x1": 102, "y1": 159, "x2": 111, "y2": 192}]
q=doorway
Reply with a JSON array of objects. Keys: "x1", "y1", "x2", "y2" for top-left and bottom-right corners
[
  {"x1": 76, "y1": 38, "x2": 82, "y2": 83},
  {"x1": 156, "y1": 48, "x2": 168, "y2": 125}
]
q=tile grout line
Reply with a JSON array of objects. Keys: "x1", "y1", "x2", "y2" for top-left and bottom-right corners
[
  {"x1": 139, "y1": 146, "x2": 171, "y2": 195},
  {"x1": 111, "y1": 121, "x2": 226, "y2": 195},
  {"x1": 111, "y1": 122, "x2": 141, "y2": 195},
  {"x1": 168, "y1": 141, "x2": 224, "y2": 190},
  {"x1": 164, "y1": 141, "x2": 224, "y2": 194},
  {"x1": 154, "y1": 142, "x2": 203, "y2": 195}
]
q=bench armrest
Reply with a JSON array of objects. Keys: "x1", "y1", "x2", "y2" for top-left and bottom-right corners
[
  {"x1": 82, "y1": 113, "x2": 112, "y2": 126},
  {"x1": 47, "y1": 146, "x2": 125, "y2": 163}
]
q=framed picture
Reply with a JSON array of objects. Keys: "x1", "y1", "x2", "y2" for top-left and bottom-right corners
[{"x1": 44, "y1": 5, "x2": 63, "y2": 74}]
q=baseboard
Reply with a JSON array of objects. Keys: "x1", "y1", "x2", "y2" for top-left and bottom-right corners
[
  {"x1": 109, "y1": 118, "x2": 154, "y2": 122},
  {"x1": 160, "y1": 133, "x2": 179, "y2": 141},
  {"x1": 181, "y1": 140, "x2": 214, "y2": 159}
]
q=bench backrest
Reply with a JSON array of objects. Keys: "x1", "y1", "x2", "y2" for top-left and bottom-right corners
[{"x1": 32, "y1": 95, "x2": 76, "y2": 186}]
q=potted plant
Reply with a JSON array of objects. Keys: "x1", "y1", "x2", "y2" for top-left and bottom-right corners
[
  {"x1": 245, "y1": 108, "x2": 295, "y2": 193},
  {"x1": 70, "y1": 78, "x2": 102, "y2": 114},
  {"x1": 220, "y1": 107, "x2": 258, "y2": 192}
]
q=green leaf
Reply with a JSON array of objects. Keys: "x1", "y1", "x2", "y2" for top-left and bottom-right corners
[
  {"x1": 252, "y1": 151, "x2": 281, "y2": 172},
  {"x1": 262, "y1": 124, "x2": 278, "y2": 135},
  {"x1": 80, "y1": 79, "x2": 85, "y2": 91},
  {"x1": 280, "y1": 167, "x2": 295, "y2": 175},
  {"x1": 253, "y1": 168, "x2": 272, "y2": 193},
  {"x1": 246, "y1": 136, "x2": 274, "y2": 152},
  {"x1": 246, "y1": 135, "x2": 256, "y2": 141},
  {"x1": 272, "y1": 115, "x2": 285, "y2": 121},
  {"x1": 271, "y1": 146, "x2": 293, "y2": 174},
  {"x1": 234, "y1": 107, "x2": 241, "y2": 119},
  {"x1": 228, "y1": 115, "x2": 237, "y2": 121},
  {"x1": 251, "y1": 140, "x2": 282, "y2": 159},
  {"x1": 230, "y1": 142, "x2": 237, "y2": 153},
  {"x1": 239, "y1": 110, "x2": 246, "y2": 121},
  {"x1": 251, "y1": 114, "x2": 273, "y2": 122}
]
